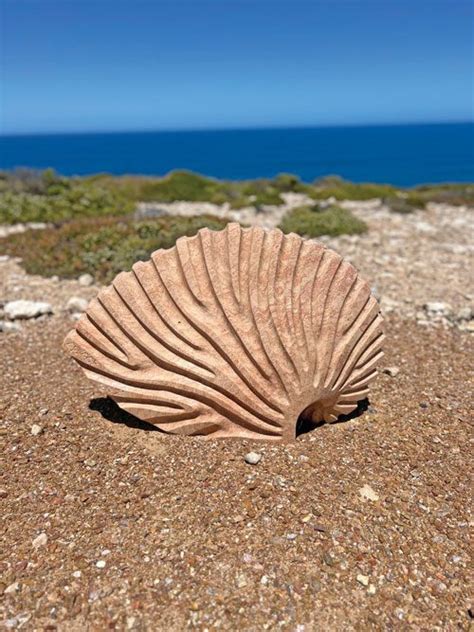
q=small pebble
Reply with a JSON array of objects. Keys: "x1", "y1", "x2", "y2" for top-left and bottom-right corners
[
  {"x1": 383, "y1": 366, "x2": 400, "y2": 377},
  {"x1": 78, "y1": 273, "x2": 94, "y2": 287},
  {"x1": 96, "y1": 560, "x2": 106, "y2": 568},
  {"x1": 4, "y1": 582, "x2": 20, "y2": 594},
  {"x1": 32, "y1": 532, "x2": 48, "y2": 548},
  {"x1": 31, "y1": 424, "x2": 43, "y2": 436},
  {"x1": 357, "y1": 574, "x2": 370, "y2": 587},
  {"x1": 244, "y1": 452, "x2": 262, "y2": 465},
  {"x1": 72, "y1": 570, "x2": 82, "y2": 578},
  {"x1": 66, "y1": 296, "x2": 89, "y2": 314},
  {"x1": 359, "y1": 484, "x2": 379, "y2": 502}
]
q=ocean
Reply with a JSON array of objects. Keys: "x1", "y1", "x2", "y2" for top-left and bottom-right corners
[{"x1": 0, "y1": 122, "x2": 472, "y2": 186}]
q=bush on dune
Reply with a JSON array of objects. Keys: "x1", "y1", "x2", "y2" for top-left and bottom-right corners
[
  {"x1": 0, "y1": 174, "x2": 133, "y2": 224},
  {"x1": 2, "y1": 214, "x2": 229, "y2": 284},
  {"x1": 279, "y1": 204, "x2": 368, "y2": 237},
  {"x1": 310, "y1": 175, "x2": 397, "y2": 201}
]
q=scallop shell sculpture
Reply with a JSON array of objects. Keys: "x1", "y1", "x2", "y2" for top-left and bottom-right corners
[{"x1": 64, "y1": 223, "x2": 384, "y2": 441}]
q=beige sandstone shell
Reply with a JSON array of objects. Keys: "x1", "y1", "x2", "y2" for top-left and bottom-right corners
[{"x1": 64, "y1": 223, "x2": 384, "y2": 441}]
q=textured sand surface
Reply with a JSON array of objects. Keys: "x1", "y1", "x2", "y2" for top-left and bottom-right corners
[{"x1": 1, "y1": 203, "x2": 473, "y2": 630}]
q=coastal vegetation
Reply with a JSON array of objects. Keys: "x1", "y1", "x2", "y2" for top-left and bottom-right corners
[
  {"x1": 279, "y1": 204, "x2": 368, "y2": 237},
  {"x1": 2, "y1": 214, "x2": 229, "y2": 283},
  {"x1": 1, "y1": 168, "x2": 472, "y2": 282},
  {"x1": 1, "y1": 168, "x2": 472, "y2": 226}
]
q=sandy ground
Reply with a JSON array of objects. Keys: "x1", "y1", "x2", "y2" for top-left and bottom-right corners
[{"x1": 0, "y1": 202, "x2": 473, "y2": 630}]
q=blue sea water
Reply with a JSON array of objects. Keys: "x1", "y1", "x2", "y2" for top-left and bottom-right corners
[{"x1": 0, "y1": 122, "x2": 472, "y2": 186}]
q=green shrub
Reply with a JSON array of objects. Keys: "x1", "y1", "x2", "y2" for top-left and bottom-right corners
[
  {"x1": 132, "y1": 170, "x2": 226, "y2": 203},
  {"x1": 279, "y1": 204, "x2": 367, "y2": 237},
  {"x1": 384, "y1": 193, "x2": 426, "y2": 214},
  {"x1": 410, "y1": 183, "x2": 474, "y2": 206},
  {"x1": 310, "y1": 177, "x2": 397, "y2": 201},
  {"x1": 1, "y1": 214, "x2": 230, "y2": 283},
  {"x1": 273, "y1": 173, "x2": 309, "y2": 193},
  {"x1": 0, "y1": 181, "x2": 133, "y2": 224}
]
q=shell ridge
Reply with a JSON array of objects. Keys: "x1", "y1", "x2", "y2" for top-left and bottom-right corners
[
  {"x1": 226, "y1": 223, "x2": 241, "y2": 305},
  {"x1": 248, "y1": 226, "x2": 292, "y2": 402},
  {"x1": 128, "y1": 264, "x2": 203, "y2": 352},
  {"x1": 312, "y1": 254, "x2": 343, "y2": 389},
  {"x1": 107, "y1": 282, "x2": 216, "y2": 377},
  {"x1": 334, "y1": 319, "x2": 384, "y2": 392},
  {"x1": 76, "y1": 312, "x2": 131, "y2": 366},
  {"x1": 321, "y1": 268, "x2": 359, "y2": 390},
  {"x1": 152, "y1": 256, "x2": 285, "y2": 418},
  {"x1": 252, "y1": 228, "x2": 292, "y2": 401},
  {"x1": 77, "y1": 355, "x2": 282, "y2": 436},
  {"x1": 325, "y1": 294, "x2": 378, "y2": 389},
  {"x1": 197, "y1": 229, "x2": 275, "y2": 385},
  {"x1": 74, "y1": 325, "x2": 135, "y2": 370},
  {"x1": 268, "y1": 233, "x2": 301, "y2": 385}
]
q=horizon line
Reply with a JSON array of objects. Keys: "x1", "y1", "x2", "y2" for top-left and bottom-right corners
[{"x1": 1, "y1": 119, "x2": 473, "y2": 138}]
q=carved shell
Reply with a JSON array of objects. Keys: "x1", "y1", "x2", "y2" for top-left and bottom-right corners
[{"x1": 64, "y1": 223, "x2": 384, "y2": 441}]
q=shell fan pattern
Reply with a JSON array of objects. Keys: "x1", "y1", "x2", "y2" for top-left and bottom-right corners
[{"x1": 64, "y1": 223, "x2": 384, "y2": 441}]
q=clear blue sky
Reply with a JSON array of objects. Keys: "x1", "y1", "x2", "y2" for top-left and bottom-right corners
[{"x1": 1, "y1": 0, "x2": 472, "y2": 134}]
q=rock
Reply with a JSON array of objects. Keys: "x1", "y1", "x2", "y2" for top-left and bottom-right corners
[
  {"x1": 72, "y1": 570, "x2": 82, "y2": 578},
  {"x1": 235, "y1": 574, "x2": 247, "y2": 588},
  {"x1": 0, "y1": 321, "x2": 21, "y2": 333},
  {"x1": 244, "y1": 452, "x2": 262, "y2": 465},
  {"x1": 96, "y1": 560, "x2": 106, "y2": 568},
  {"x1": 456, "y1": 307, "x2": 472, "y2": 321},
  {"x1": 357, "y1": 574, "x2": 370, "y2": 587},
  {"x1": 367, "y1": 584, "x2": 377, "y2": 594},
  {"x1": 31, "y1": 424, "x2": 43, "y2": 436},
  {"x1": 383, "y1": 366, "x2": 400, "y2": 377},
  {"x1": 424, "y1": 302, "x2": 452, "y2": 317},
  {"x1": 32, "y1": 532, "x2": 48, "y2": 548},
  {"x1": 78, "y1": 273, "x2": 94, "y2": 287},
  {"x1": 66, "y1": 296, "x2": 89, "y2": 313},
  {"x1": 4, "y1": 300, "x2": 52, "y2": 320},
  {"x1": 4, "y1": 581, "x2": 20, "y2": 594},
  {"x1": 359, "y1": 484, "x2": 379, "y2": 502}
]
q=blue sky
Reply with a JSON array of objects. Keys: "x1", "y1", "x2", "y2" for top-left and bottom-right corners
[{"x1": 1, "y1": 0, "x2": 472, "y2": 134}]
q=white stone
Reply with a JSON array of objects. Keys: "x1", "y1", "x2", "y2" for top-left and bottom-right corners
[
  {"x1": 96, "y1": 560, "x2": 106, "y2": 568},
  {"x1": 0, "y1": 321, "x2": 21, "y2": 333},
  {"x1": 32, "y1": 532, "x2": 48, "y2": 548},
  {"x1": 4, "y1": 300, "x2": 52, "y2": 320},
  {"x1": 78, "y1": 273, "x2": 94, "y2": 287},
  {"x1": 359, "y1": 484, "x2": 379, "y2": 502},
  {"x1": 356, "y1": 574, "x2": 370, "y2": 587},
  {"x1": 66, "y1": 296, "x2": 89, "y2": 313},
  {"x1": 4, "y1": 582, "x2": 20, "y2": 594},
  {"x1": 244, "y1": 452, "x2": 262, "y2": 464},
  {"x1": 31, "y1": 424, "x2": 43, "y2": 436},
  {"x1": 424, "y1": 302, "x2": 451, "y2": 316}
]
